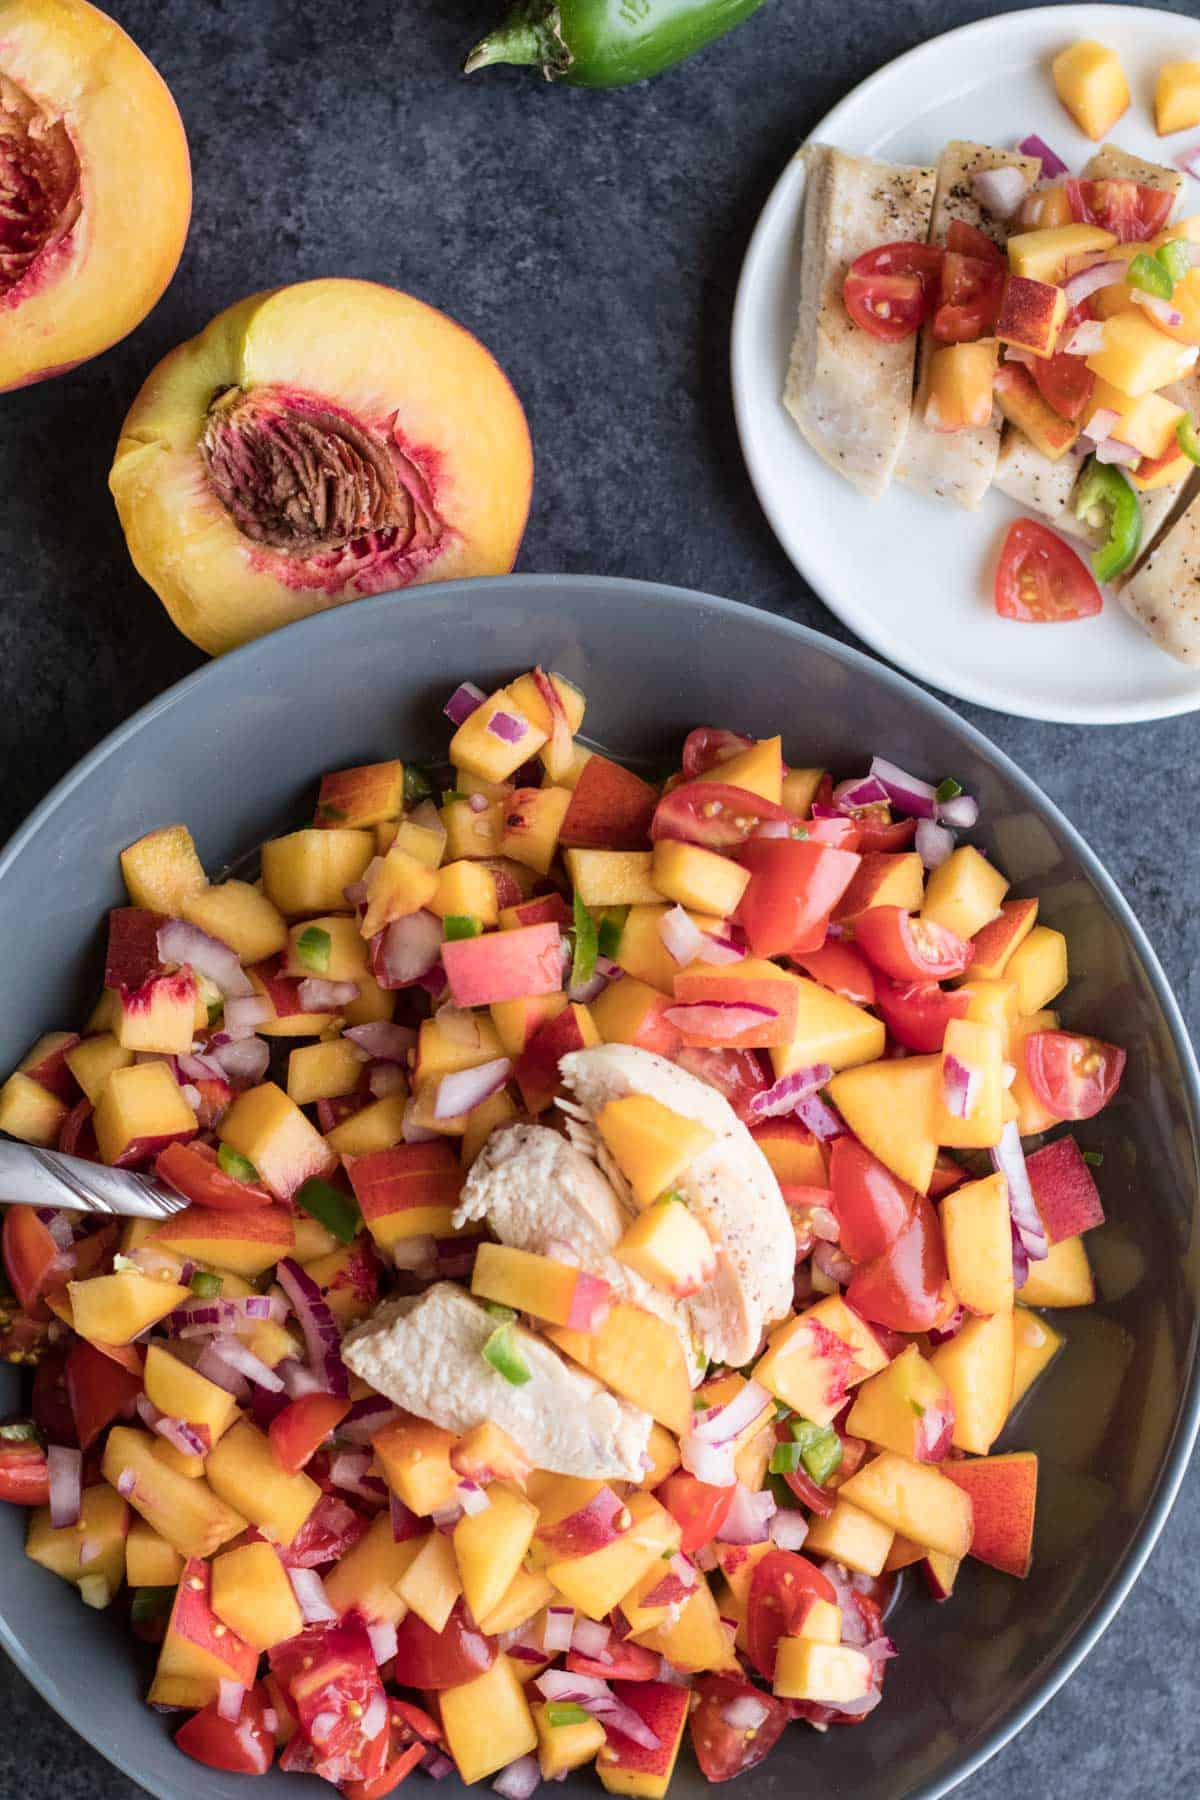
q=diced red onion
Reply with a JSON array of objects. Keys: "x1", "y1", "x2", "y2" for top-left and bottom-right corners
[
  {"x1": 971, "y1": 165, "x2": 1030, "y2": 219},
  {"x1": 692, "y1": 1379, "x2": 772, "y2": 1447},
  {"x1": 1003, "y1": 345, "x2": 1037, "y2": 368},
  {"x1": 869, "y1": 756, "x2": 938, "y2": 820},
  {"x1": 662, "y1": 1001, "x2": 777, "y2": 1041},
  {"x1": 116, "y1": 1468, "x2": 136, "y2": 1499},
  {"x1": 175, "y1": 1051, "x2": 223, "y2": 1083},
  {"x1": 137, "y1": 1394, "x2": 209, "y2": 1459},
  {"x1": 391, "y1": 1492, "x2": 422, "y2": 1542},
  {"x1": 222, "y1": 995, "x2": 272, "y2": 1038},
  {"x1": 659, "y1": 905, "x2": 707, "y2": 968},
  {"x1": 36, "y1": 1208, "x2": 74, "y2": 1251},
  {"x1": 367, "y1": 1619, "x2": 398, "y2": 1666},
  {"x1": 430, "y1": 1499, "x2": 464, "y2": 1532},
  {"x1": 991, "y1": 1120, "x2": 1049, "y2": 1262},
  {"x1": 572, "y1": 1618, "x2": 612, "y2": 1658},
  {"x1": 390, "y1": 1234, "x2": 437, "y2": 1270},
  {"x1": 693, "y1": 1543, "x2": 718, "y2": 1573},
  {"x1": 534, "y1": 1672, "x2": 659, "y2": 1751},
  {"x1": 752, "y1": 818, "x2": 791, "y2": 839},
  {"x1": 1095, "y1": 438, "x2": 1141, "y2": 468},
  {"x1": 568, "y1": 970, "x2": 610, "y2": 1005},
  {"x1": 179, "y1": 1083, "x2": 202, "y2": 1111},
  {"x1": 373, "y1": 911, "x2": 443, "y2": 988},
  {"x1": 168, "y1": 1294, "x2": 285, "y2": 1338},
  {"x1": 696, "y1": 932, "x2": 745, "y2": 965},
  {"x1": 217, "y1": 1680, "x2": 245, "y2": 1723},
  {"x1": 942, "y1": 1053, "x2": 981, "y2": 1120},
  {"x1": 1082, "y1": 407, "x2": 1119, "y2": 446},
  {"x1": 297, "y1": 978, "x2": 360, "y2": 1011},
  {"x1": 915, "y1": 819, "x2": 955, "y2": 870},
  {"x1": 1130, "y1": 289, "x2": 1185, "y2": 330},
  {"x1": 457, "y1": 1480, "x2": 491, "y2": 1517},
  {"x1": 657, "y1": 1659, "x2": 692, "y2": 1687},
  {"x1": 493, "y1": 1755, "x2": 540, "y2": 1800},
  {"x1": 813, "y1": 1240, "x2": 854, "y2": 1287},
  {"x1": 278, "y1": 1356, "x2": 326, "y2": 1400},
  {"x1": 1062, "y1": 320, "x2": 1106, "y2": 357},
  {"x1": 680, "y1": 1435, "x2": 737, "y2": 1486},
  {"x1": 864, "y1": 1635, "x2": 897, "y2": 1665},
  {"x1": 927, "y1": 1305, "x2": 965, "y2": 1347},
  {"x1": 487, "y1": 709, "x2": 529, "y2": 745},
  {"x1": 435, "y1": 1057, "x2": 512, "y2": 1119},
  {"x1": 543, "y1": 1606, "x2": 574, "y2": 1654},
  {"x1": 748, "y1": 1063, "x2": 832, "y2": 1121},
  {"x1": 1063, "y1": 260, "x2": 1126, "y2": 307},
  {"x1": 424, "y1": 1752, "x2": 456, "y2": 1781},
  {"x1": 276, "y1": 1257, "x2": 348, "y2": 1395},
  {"x1": 368, "y1": 1063, "x2": 408, "y2": 1099},
  {"x1": 203, "y1": 1334, "x2": 285, "y2": 1392},
  {"x1": 769, "y1": 1509, "x2": 810, "y2": 1551},
  {"x1": 1011, "y1": 1219, "x2": 1031, "y2": 1290},
  {"x1": 47, "y1": 1445, "x2": 82, "y2": 1528},
  {"x1": 795, "y1": 1093, "x2": 846, "y2": 1141},
  {"x1": 833, "y1": 775, "x2": 889, "y2": 812},
  {"x1": 401, "y1": 1101, "x2": 439, "y2": 1144},
  {"x1": 808, "y1": 1204, "x2": 840, "y2": 1243},
  {"x1": 288, "y1": 1566, "x2": 337, "y2": 1623},
  {"x1": 444, "y1": 681, "x2": 487, "y2": 725},
  {"x1": 157, "y1": 920, "x2": 253, "y2": 999},
  {"x1": 938, "y1": 793, "x2": 979, "y2": 830},
  {"x1": 360, "y1": 1689, "x2": 390, "y2": 1744},
  {"x1": 1018, "y1": 133, "x2": 1067, "y2": 178},
  {"x1": 1175, "y1": 142, "x2": 1200, "y2": 180},
  {"x1": 341, "y1": 1397, "x2": 403, "y2": 1444},
  {"x1": 467, "y1": 792, "x2": 490, "y2": 814},
  {"x1": 721, "y1": 1693, "x2": 771, "y2": 1731},
  {"x1": 194, "y1": 1341, "x2": 251, "y2": 1400},
  {"x1": 720, "y1": 1481, "x2": 776, "y2": 1545},
  {"x1": 346, "y1": 1022, "x2": 417, "y2": 1061},
  {"x1": 211, "y1": 1036, "x2": 271, "y2": 1085}
]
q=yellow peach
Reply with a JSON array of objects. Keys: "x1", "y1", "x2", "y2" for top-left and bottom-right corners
[
  {"x1": 109, "y1": 280, "x2": 532, "y2": 653},
  {"x1": 0, "y1": 0, "x2": 190, "y2": 391}
]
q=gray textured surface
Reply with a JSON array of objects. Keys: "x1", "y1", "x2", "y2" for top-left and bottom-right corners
[{"x1": 0, "y1": 0, "x2": 1197, "y2": 1793}]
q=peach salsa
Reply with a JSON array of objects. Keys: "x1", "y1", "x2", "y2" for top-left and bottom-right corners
[{"x1": 0, "y1": 669, "x2": 1123, "y2": 1795}]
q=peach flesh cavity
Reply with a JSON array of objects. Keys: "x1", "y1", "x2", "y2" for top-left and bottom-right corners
[
  {"x1": 200, "y1": 383, "x2": 449, "y2": 593},
  {"x1": 0, "y1": 72, "x2": 80, "y2": 300}
]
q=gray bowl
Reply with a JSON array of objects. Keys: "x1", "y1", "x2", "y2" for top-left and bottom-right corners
[{"x1": 1, "y1": 575, "x2": 1198, "y2": 1800}]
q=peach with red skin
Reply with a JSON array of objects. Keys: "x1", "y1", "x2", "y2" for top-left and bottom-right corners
[
  {"x1": 159, "y1": 1556, "x2": 259, "y2": 1691},
  {"x1": 596, "y1": 1681, "x2": 691, "y2": 1797},
  {"x1": 942, "y1": 1452, "x2": 1038, "y2": 1577},
  {"x1": 560, "y1": 755, "x2": 659, "y2": 850},
  {"x1": 1025, "y1": 1136, "x2": 1105, "y2": 1243},
  {"x1": 147, "y1": 1203, "x2": 296, "y2": 1278},
  {"x1": 965, "y1": 898, "x2": 1039, "y2": 982},
  {"x1": 515, "y1": 1003, "x2": 595, "y2": 1114},
  {"x1": 109, "y1": 280, "x2": 532, "y2": 654},
  {"x1": 534, "y1": 1482, "x2": 627, "y2": 1559},
  {"x1": 996, "y1": 276, "x2": 1068, "y2": 359},
  {"x1": 0, "y1": 0, "x2": 191, "y2": 393},
  {"x1": 17, "y1": 1031, "x2": 80, "y2": 1101},
  {"x1": 993, "y1": 364, "x2": 1080, "y2": 459},
  {"x1": 315, "y1": 760, "x2": 404, "y2": 829},
  {"x1": 442, "y1": 920, "x2": 562, "y2": 1009}
]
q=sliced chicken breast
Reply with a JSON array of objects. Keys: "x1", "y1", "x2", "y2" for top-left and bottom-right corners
[
  {"x1": 897, "y1": 142, "x2": 1040, "y2": 509},
  {"x1": 557, "y1": 1045, "x2": 794, "y2": 1368},
  {"x1": 455, "y1": 1121, "x2": 697, "y2": 1354},
  {"x1": 1120, "y1": 487, "x2": 1200, "y2": 662},
  {"x1": 1083, "y1": 145, "x2": 1184, "y2": 203},
  {"x1": 342, "y1": 1281, "x2": 653, "y2": 1482},
  {"x1": 784, "y1": 144, "x2": 937, "y2": 499},
  {"x1": 994, "y1": 427, "x2": 1084, "y2": 522}
]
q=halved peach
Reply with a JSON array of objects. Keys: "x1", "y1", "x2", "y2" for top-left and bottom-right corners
[
  {"x1": 0, "y1": 0, "x2": 190, "y2": 391},
  {"x1": 109, "y1": 279, "x2": 533, "y2": 653}
]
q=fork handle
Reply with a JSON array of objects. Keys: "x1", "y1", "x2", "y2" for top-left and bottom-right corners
[{"x1": 0, "y1": 1141, "x2": 186, "y2": 1219}]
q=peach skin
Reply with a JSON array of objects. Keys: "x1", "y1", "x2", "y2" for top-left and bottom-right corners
[
  {"x1": 109, "y1": 280, "x2": 534, "y2": 653},
  {"x1": 0, "y1": 0, "x2": 190, "y2": 391}
]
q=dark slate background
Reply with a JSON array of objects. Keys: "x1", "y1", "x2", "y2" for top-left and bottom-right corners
[{"x1": 1, "y1": 0, "x2": 1197, "y2": 1793}]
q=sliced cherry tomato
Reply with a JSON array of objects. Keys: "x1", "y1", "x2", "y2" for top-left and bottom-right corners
[
  {"x1": 845, "y1": 804, "x2": 916, "y2": 854},
  {"x1": 997, "y1": 517, "x2": 1108, "y2": 621},
  {"x1": 681, "y1": 728, "x2": 754, "y2": 779},
  {"x1": 651, "y1": 781, "x2": 790, "y2": 850},
  {"x1": 854, "y1": 907, "x2": 972, "y2": 982},
  {"x1": 58, "y1": 1097, "x2": 98, "y2": 1159},
  {"x1": 932, "y1": 251, "x2": 1004, "y2": 341},
  {"x1": 689, "y1": 1674, "x2": 790, "y2": 1781},
  {"x1": 0, "y1": 1441, "x2": 49, "y2": 1505},
  {"x1": 343, "y1": 1702, "x2": 433, "y2": 1800},
  {"x1": 674, "y1": 1046, "x2": 769, "y2": 1122},
  {"x1": 656, "y1": 1472, "x2": 736, "y2": 1553},
  {"x1": 175, "y1": 1682, "x2": 274, "y2": 1776},
  {"x1": 270, "y1": 1615, "x2": 388, "y2": 1788},
  {"x1": 155, "y1": 1140, "x2": 273, "y2": 1210},
  {"x1": 843, "y1": 242, "x2": 943, "y2": 342},
  {"x1": 391, "y1": 1601, "x2": 496, "y2": 1690},
  {"x1": 1025, "y1": 1031, "x2": 1125, "y2": 1120},
  {"x1": 829, "y1": 1136, "x2": 914, "y2": 1263},
  {"x1": 1066, "y1": 177, "x2": 1175, "y2": 243},
  {"x1": 946, "y1": 219, "x2": 1004, "y2": 261},
  {"x1": 268, "y1": 1392, "x2": 352, "y2": 1475},
  {"x1": 782, "y1": 1466, "x2": 834, "y2": 1516},
  {"x1": 2, "y1": 1207, "x2": 68, "y2": 1319},
  {"x1": 567, "y1": 1640, "x2": 663, "y2": 1681},
  {"x1": 746, "y1": 1548, "x2": 836, "y2": 1680},
  {"x1": 792, "y1": 941, "x2": 876, "y2": 1007},
  {"x1": 845, "y1": 1190, "x2": 948, "y2": 1333},
  {"x1": 874, "y1": 975, "x2": 971, "y2": 1052},
  {"x1": 995, "y1": 520, "x2": 1103, "y2": 623},
  {"x1": 735, "y1": 840, "x2": 861, "y2": 958},
  {"x1": 803, "y1": 815, "x2": 862, "y2": 851},
  {"x1": 274, "y1": 1493, "x2": 369, "y2": 1568},
  {"x1": 65, "y1": 1338, "x2": 143, "y2": 1451},
  {"x1": 1032, "y1": 349, "x2": 1095, "y2": 423}
]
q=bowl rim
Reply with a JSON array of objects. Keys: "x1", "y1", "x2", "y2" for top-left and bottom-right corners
[{"x1": 2, "y1": 571, "x2": 1198, "y2": 1800}]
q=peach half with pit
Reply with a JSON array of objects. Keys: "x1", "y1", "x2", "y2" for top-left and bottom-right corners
[
  {"x1": 109, "y1": 280, "x2": 533, "y2": 654},
  {"x1": 0, "y1": 0, "x2": 190, "y2": 392}
]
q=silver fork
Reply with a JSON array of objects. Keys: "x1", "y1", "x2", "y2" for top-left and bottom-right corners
[{"x1": 0, "y1": 1141, "x2": 188, "y2": 1220}]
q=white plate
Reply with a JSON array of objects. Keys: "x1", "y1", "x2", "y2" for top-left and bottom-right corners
[{"x1": 732, "y1": 3, "x2": 1200, "y2": 724}]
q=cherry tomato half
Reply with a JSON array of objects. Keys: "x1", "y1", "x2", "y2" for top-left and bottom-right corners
[
  {"x1": 793, "y1": 940, "x2": 877, "y2": 1008},
  {"x1": 1025, "y1": 1030, "x2": 1126, "y2": 1120},
  {"x1": 268, "y1": 1393, "x2": 352, "y2": 1475},
  {"x1": 845, "y1": 1190, "x2": 948, "y2": 1333},
  {"x1": 155, "y1": 1140, "x2": 273, "y2": 1210},
  {"x1": 932, "y1": 251, "x2": 1005, "y2": 342},
  {"x1": 853, "y1": 907, "x2": 973, "y2": 982},
  {"x1": 829, "y1": 1136, "x2": 914, "y2": 1264},
  {"x1": 656, "y1": 1471, "x2": 736, "y2": 1553},
  {"x1": 946, "y1": 219, "x2": 1004, "y2": 261},
  {"x1": 1032, "y1": 349, "x2": 1095, "y2": 423},
  {"x1": 843, "y1": 242, "x2": 943, "y2": 342},
  {"x1": 746, "y1": 1549, "x2": 836, "y2": 1680},
  {"x1": 0, "y1": 1442, "x2": 50, "y2": 1505},
  {"x1": 651, "y1": 781, "x2": 790, "y2": 850},
  {"x1": 874, "y1": 975, "x2": 971, "y2": 1052},
  {"x1": 673, "y1": 1047, "x2": 769, "y2": 1122},
  {"x1": 736, "y1": 840, "x2": 861, "y2": 958},
  {"x1": 2, "y1": 1207, "x2": 68, "y2": 1319},
  {"x1": 995, "y1": 519, "x2": 1103, "y2": 622},
  {"x1": 681, "y1": 728, "x2": 754, "y2": 779},
  {"x1": 175, "y1": 1683, "x2": 275, "y2": 1776},
  {"x1": 1066, "y1": 177, "x2": 1175, "y2": 243},
  {"x1": 66, "y1": 1339, "x2": 143, "y2": 1452},
  {"x1": 689, "y1": 1674, "x2": 790, "y2": 1782},
  {"x1": 391, "y1": 1601, "x2": 496, "y2": 1690},
  {"x1": 846, "y1": 803, "x2": 917, "y2": 854}
]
